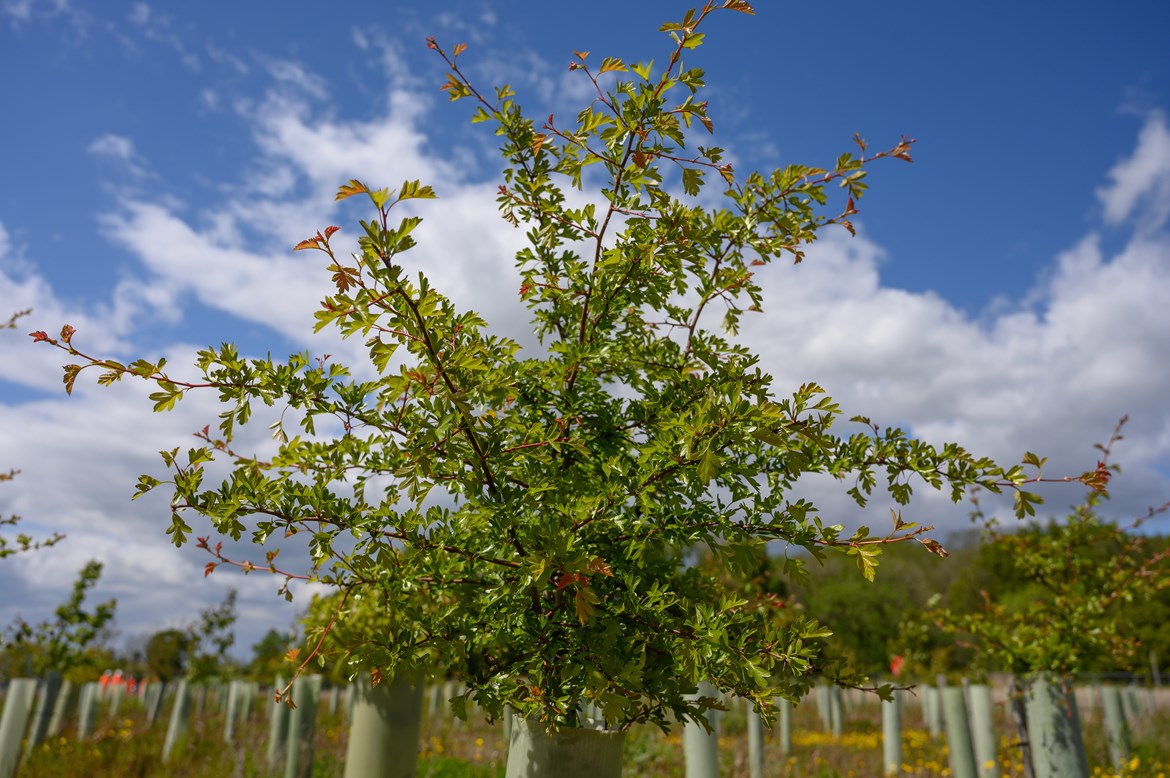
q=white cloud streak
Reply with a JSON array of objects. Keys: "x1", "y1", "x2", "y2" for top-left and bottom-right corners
[{"x1": 1098, "y1": 111, "x2": 1170, "y2": 234}]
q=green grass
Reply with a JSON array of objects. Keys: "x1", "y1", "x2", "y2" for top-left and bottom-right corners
[{"x1": 10, "y1": 687, "x2": 1170, "y2": 777}]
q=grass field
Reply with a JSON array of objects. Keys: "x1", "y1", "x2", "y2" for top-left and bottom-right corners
[{"x1": 10, "y1": 685, "x2": 1170, "y2": 777}]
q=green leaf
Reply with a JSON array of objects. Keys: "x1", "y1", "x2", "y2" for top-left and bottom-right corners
[
  {"x1": 682, "y1": 167, "x2": 704, "y2": 196},
  {"x1": 697, "y1": 449, "x2": 719, "y2": 484},
  {"x1": 599, "y1": 57, "x2": 627, "y2": 74}
]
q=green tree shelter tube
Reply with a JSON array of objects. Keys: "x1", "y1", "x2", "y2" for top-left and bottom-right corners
[
  {"x1": 26, "y1": 671, "x2": 61, "y2": 749},
  {"x1": 1100, "y1": 685, "x2": 1130, "y2": 772},
  {"x1": 343, "y1": 674, "x2": 424, "y2": 778},
  {"x1": 505, "y1": 719, "x2": 624, "y2": 778},
  {"x1": 47, "y1": 679, "x2": 77, "y2": 737},
  {"x1": 0, "y1": 678, "x2": 37, "y2": 778},
  {"x1": 144, "y1": 681, "x2": 166, "y2": 727},
  {"x1": 162, "y1": 680, "x2": 193, "y2": 762},
  {"x1": 267, "y1": 677, "x2": 290, "y2": 772},
  {"x1": 968, "y1": 685, "x2": 998, "y2": 778},
  {"x1": 942, "y1": 686, "x2": 977, "y2": 778},
  {"x1": 684, "y1": 681, "x2": 719, "y2": 778},
  {"x1": 1024, "y1": 678, "x2": 1088, "y2": 778},
  {"x1": 882, "y1": 690, "x2": 902, "y2": 776},
  {"x1": 75, "y1": 681, "x2": 100, "y2": 739},
  {"x1": 284, "y1": 674, "x2": 323, "y2": 778},
  {"x1": 747, "y1": 702, "x2": 764, "y2": 778},
  {"x1": 777, "y1": 697, "x2": 793, "y2": 755}
]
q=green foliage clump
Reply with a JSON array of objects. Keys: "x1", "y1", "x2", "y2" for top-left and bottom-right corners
[
  {"x1": 34, "y1": 3, "x2": 1077, "y2": 730},
  {"x1": 928, "y1": 419, "x2": 1170, "y2": 678},
  {"x1": 4, "y1": 560, "x2": 116, "y2": 677}
]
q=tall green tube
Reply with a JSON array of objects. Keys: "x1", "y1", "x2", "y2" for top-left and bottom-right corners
[
  {"x1": 75, "y1": 682, "x2": 101, "y2": 740},
  {"x1": 162, "y1": 680, "x2": 193, "y2": 762},
  {"x1": 683, "y1": 680, "x2": 719, "y2": 778},
  {"x1": 342, "y1": 674, "x2": 423, "y2": 778},
  {"x1": 0, "y1": 678, "x2": 37, "y2": 778},
  {"x1": 1023, "y1": 678, "x2": 1088, "y2": 778},
  {"x1": 224, "y1": 680, "x2": 241, "y2": 743},
  {"x1": 267, "y1": 680, "x2": 290, "y2": 772},
  {"x1": 882, "y1": 689, "x2": 902, "y2": 776},
  {"x1": 747, "y1": 703, "x2": 764, "y2": 778},
  {"x1": 829, "y1": 686, "x2": 844, "y2": 738},
  {"x1": 145, "y1": 682, "x2": 166, "y2": 727},
  {"x1": 107, "y1": 681, "x2": 124, "y2": 721},
  {"x1": 284, "y1": 674, "x2": 323, "y2": 778},
  {"x1": 815, "y1": 683, "x2": 832, "y2": 731},
  {"x1": 47, "y1": 680, "x2": 76, "y2": 738},
  {"x1": 942, "y1": 686, "x2": 977, "y2": 778},
  {"x1": 777, "y1": 697, "x2": 792, "y2": 756},
  {"x1": 968, "y1": 684, "x2": 998, "y2": 778},
  {"x1": 27, "y1": 671, "x2": 62, "y2": 748},
  {"x1": 923, "y1": 685, "x2": 943, "y2": 736},
  {"x1": 505, "y1": 718, "x2": 624, "y2": 778},
  {"x1": 1100, "y1": 685, "x2": 1130, "y2": 772}
]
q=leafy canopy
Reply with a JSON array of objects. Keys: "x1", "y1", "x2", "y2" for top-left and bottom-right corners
[
  {"x1": 929, "y1": 419, "x2": 1170, "y2": 678},
  {"x1": 34, "y1": 2, "x2": 1088, "y2": 728},
  {"x1": 4, "y1": 560, "x2": 117, "y2": 676}
]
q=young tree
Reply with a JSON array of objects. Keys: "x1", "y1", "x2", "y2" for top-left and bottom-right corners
[
  {"x1": 5, "y1": 560, "x2": 117, "y2": 676},
  {"x1": 928, "y1": 418, "x2": 1170, "y2": 776},
  {"x1": 145, "y1": 628, "x2": 192, "y2": 682},
  {"x1": 930, "y1": 420, "x2": 1169, "y2": 678},
  {"x1": 33, "y1": 2, "x2": 1091, "y2": 749}
]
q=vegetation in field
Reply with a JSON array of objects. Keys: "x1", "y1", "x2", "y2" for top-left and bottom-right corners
[{"x1": 9, "y1": 683, "x2": 1169, "y2": 776}]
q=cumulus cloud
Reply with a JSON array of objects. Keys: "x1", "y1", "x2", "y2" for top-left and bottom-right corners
[
  {"x1": 1098, "y1": 111, "x2": 1170, "y2": 233},
  {"x1": 741, "y1": 112, "x2": 1170, "y2": 526}
]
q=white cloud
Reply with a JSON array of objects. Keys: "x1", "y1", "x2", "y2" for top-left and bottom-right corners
[
  {"x1": 1098, "y1": 111, "x2": 1170, "y2": 233},
  {"x1": 0, "y1": 224, "x2": 177, "y2": 391},
  {"x1": 741, "y1": 114, "x2": 1170, "y2": 526},
  {"x1": 2, "y1": 0, "x2": 68, "y2": 24},
  {"x1": 264, "y1": 58, "x2": 328, "y2": 101},
  {"x1": 124, "y1": 1, "x2": 199, "y2": 71},
  {"x1": 88, "y1": 133, "x2": 152, "y2": 179}
]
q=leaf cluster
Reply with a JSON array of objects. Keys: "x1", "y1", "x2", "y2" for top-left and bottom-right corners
[
  {"x1": 928, "y1": 421, "x2": 1170, "y2": 678},
  {"x1": 4, "y1": 560, "x2": 117, "y2": 676},
  {"x1": 33, "y1": 5, "x2": 1081, "y2": 729}
]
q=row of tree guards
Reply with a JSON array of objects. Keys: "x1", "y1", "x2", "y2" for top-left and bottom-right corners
[{"x1": 0, "y1": 671, "x2": 1161, "y2": 777}]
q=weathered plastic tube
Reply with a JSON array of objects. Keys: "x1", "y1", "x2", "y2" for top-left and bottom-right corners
[
  {"x1": 0, "y1": 678, "x2": 37, "y2": 778},
  {"x1": 505, "y1": 718, "x2": 624, "y2": 778},
  {"x1": 882, "y1": 689, "x2": 903, "y2": 776},
  {"x1": 1024, "y1": 677, "x2": 1088, "y2": 778},
  {"x1": 342, "y1": 674, "x2": 423, "y2": 778},
  {"x1": 683, "y1": 680, "x2": 719, "y2": 778}
]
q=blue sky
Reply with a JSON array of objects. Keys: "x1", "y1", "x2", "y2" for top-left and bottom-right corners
[{"x1": 3, "y1": 0, "x2": 1170, "y2": 659}]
